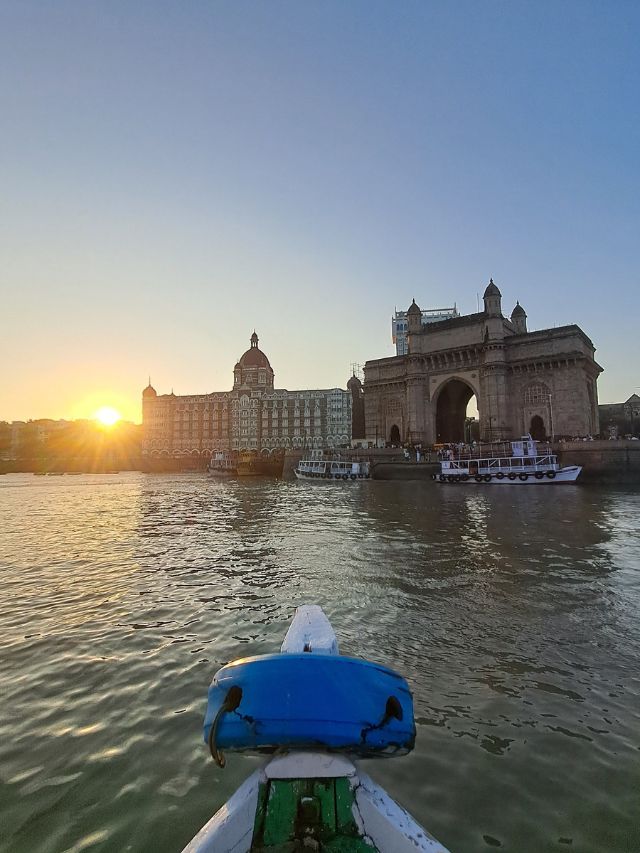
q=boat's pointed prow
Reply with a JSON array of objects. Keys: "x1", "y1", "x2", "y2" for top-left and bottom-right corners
[
  {"x1": 280, "y1": 604, "x2": 339, "y2": 655},
  {"x1": 185, "y1": 605, "x2": 452, "y2": 852}
]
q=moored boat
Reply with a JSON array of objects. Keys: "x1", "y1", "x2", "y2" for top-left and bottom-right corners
[
  {"x1": 207, "y1": 451, "x2": 237, "y2": 477},
  {"x1": 433, "y1": 434, "x2": 581, "y2": 484},
  {"x1": 182, "y1": 605, "x2": 449, "y2": 852},
  {"x1": 295, "y1": 451, "x2": 371, "y2": 482},
  {"x1": 236, "y1": 450, "x2": 285, "y2": 477}
]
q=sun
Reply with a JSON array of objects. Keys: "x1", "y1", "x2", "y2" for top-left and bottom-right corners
[{"x1": 94, "y1": 406, "x2": 122, "y2": 427}]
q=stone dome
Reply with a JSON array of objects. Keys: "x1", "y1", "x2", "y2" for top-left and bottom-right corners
[
  {"x1": 407, "y1": 299, "x2": 421, "y2": 315},
  {"x1": 142, "y1": 382, "x2": 157, "y2": 398},
  {"x1": 347, "y1": 374, "x2": 363, "y2": 391},
  {"x1": 483, "y1": 278, "x2": 501, "y2": 298},
  {"x1": 511, "y1": 301, "x2": 526, "y2": 317},
  {"x1": 238, "y1": 332, "x2": 272, "y2": 370}
]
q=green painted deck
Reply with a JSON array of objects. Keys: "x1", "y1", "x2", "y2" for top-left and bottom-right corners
[{"x1": 251, "y1": 777, "x2": 378, "y2": 852}]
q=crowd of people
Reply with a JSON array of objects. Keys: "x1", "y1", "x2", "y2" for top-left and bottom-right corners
[{"x1": 394, "y1": 433, "x2": 638, "y2": 464}]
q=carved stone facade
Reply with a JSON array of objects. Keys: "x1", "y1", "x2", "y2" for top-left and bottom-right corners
[
  {"x1": 598, "y1": 394, "x2": 640, "y2": 438},
  {"x1": 364, "y1": 281, "x2": 602, "y2": 445},
  {"x1": 142, "y1": 333, "x2": 353, "y2": 461}
]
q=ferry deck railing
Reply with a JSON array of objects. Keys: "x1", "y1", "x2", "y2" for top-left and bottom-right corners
[
  {"x1": 442, "y1": 454, "x2": 557, "y2": 472},
  {"x1": 441, "y1": 441, "x2": 553, "y2": 460}
]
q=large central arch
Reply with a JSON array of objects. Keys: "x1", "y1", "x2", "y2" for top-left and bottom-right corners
[{"x1": 435, "y1": 379, "x2": 476, "y2": 443}]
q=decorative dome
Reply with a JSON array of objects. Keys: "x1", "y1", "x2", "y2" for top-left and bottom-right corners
[
  {"x1": 483, "y1": 278, "x2": 501, "y2": 298},
  {"x1": 347, "y1": 375, "x2": 363, "y2": 391},
  {"x1": 238, "y1": 332, "x2": 272, "y2": 370},
  {"x1": 142, "y1": 380, "x2": 157, "y2": 398},
  {"x1": 511, "y1": 301, "x2": 526, "y2": 317},
  {"x1": 407, "y1": 299, "x2": 421, "y2": 315}
]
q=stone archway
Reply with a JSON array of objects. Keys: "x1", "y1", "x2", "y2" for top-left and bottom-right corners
[
  {"x1": 435, "y1": 379, "x2": 476, "y2": 443},
  {"x1": 389, "y1": 424, "x2": 401, "y2": 444},
  {"x1": 529, "y1": 415, "x2": 545, "y2": 440}
]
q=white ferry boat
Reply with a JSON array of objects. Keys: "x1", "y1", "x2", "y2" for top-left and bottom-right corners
[
  {"x1": 206, "y1": 451, "x2": 236, "y2": 477},
  {"x1": 294, "y1": 451, "x2": 371, "y2": 481},
  {"x1": 433, "y1": 435, "x2": 581, "y2": 484}
]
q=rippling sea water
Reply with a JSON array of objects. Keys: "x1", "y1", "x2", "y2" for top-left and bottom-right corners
[{"x1": 1, "y1": 473, "x2": 639, "y2": 853}]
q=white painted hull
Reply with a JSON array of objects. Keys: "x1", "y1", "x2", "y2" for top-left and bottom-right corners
[
  {"x1": 436, "y1": 466, "x2": 581, "y2": 484},
  {"x1": 182, "y1": 751, "x2": 449, "y2": 853},
  {"x1": 294, "y1": 470, "x2": 370, "y2": 482}
]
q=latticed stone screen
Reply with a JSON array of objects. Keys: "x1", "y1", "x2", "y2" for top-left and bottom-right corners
[{"x1": 523, "y1": 384, "x2": 551, "y2": 405}]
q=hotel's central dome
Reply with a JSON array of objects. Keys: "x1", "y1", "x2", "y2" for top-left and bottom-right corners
[
  {"x1": 238, "y1": 332, "x2": 272, "y2": 369},
  {"x1": 234, "y1": 332, "x2": 274, "y2": 389}
]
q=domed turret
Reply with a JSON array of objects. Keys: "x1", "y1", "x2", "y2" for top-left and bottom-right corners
[
  {"x1": 407, "y1": 299, "x2": 422, "y2": 336},
  {"x1": 142, "y1": 379, "x2": 157, "y2": 398},
  {"x1": 511, "y1": 301, "x2": 527, "y2": 334},
  {"x1": 348, "y1": 375, "x2": 365, "y2": 441},
  {"x1": 483, "y1": 278, "x2": 502, "y2": 317},
  {"x1": 483, "y1": 278, "x2": 501, "y2": 298}
]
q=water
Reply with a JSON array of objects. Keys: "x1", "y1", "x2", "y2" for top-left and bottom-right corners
[{"x1": 0, "y1": 473, "x2": 638, "y2": 853}]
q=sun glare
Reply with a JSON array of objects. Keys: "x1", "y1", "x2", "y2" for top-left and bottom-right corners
[{"x1": 94, "y1": 406, "x2": 122, "y2": 427}]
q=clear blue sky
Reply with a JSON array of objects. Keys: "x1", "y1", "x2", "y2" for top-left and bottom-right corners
[{"x1": 1, "y1": 1, "x2": 638, "y2": 422}]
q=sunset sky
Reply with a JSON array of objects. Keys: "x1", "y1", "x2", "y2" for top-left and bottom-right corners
[{"x1": 2, "y1": 1, "x2": 639, "y2": 424}]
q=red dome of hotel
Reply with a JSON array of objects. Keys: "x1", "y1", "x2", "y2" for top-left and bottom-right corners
[
  {"x1": 238, "y1": 332, "x2": 272, "y2": 369},
  {"x1": 233, "y1": 332, "x2": 275, "y2": 389}
]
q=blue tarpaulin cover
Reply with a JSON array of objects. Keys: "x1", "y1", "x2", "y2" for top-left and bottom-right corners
[{"x1": 203, "y1": 653, "x2": 415, "y2": 756}]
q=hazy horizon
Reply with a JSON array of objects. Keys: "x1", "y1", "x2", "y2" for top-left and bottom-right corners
[{"x1": 2, "y1": 1, "x2": 638, "y2": 423}]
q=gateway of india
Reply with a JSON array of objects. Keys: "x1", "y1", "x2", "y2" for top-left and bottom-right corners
[{"x1": 364, "y1": 280, "x2": 602, "y2": 445}]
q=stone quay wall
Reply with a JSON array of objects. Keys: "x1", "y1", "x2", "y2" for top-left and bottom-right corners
[{"x1": 556, "y1": 440, "x2": 640, "y2": 484}]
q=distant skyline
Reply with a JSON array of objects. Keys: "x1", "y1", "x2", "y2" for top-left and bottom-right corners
[{"x1": 2, "y1": 1, "x2": 639, "y2": 423}]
